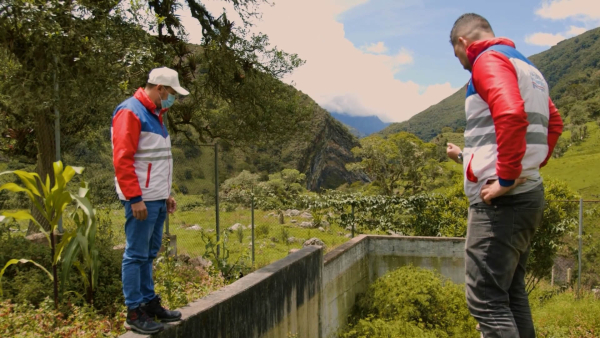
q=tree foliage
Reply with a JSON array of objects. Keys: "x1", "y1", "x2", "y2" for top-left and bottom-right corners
[{"x1": 346, "y1": 132, "x2": 442, "y2": 196}]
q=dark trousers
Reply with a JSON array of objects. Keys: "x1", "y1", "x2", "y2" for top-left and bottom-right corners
[{"x1": 465, "y1": 184, "x2": 544, "y2": 338}]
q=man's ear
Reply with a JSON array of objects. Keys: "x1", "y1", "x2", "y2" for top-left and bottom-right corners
[{"x1": 458, "y1": 37, "x2": 469, "y2": 49}]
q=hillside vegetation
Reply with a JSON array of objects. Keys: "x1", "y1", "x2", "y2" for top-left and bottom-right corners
[
  {"x1": 540, "y1": 122, "x2": 600, "y2": 199},
  {"x1": 379, "y1": 27, "x2": 600, "y2": 141}
]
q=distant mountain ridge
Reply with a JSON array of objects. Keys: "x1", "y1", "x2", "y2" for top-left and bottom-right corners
[
  {"x1": 330, "y1": 112, "x2": 390, "y2": 138},
  {"x1": 378, "y1": 27, "x2": 600, "y2": 141}
]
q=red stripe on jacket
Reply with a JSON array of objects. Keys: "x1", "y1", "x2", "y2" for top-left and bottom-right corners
[
  {"x1": 112, "y1": 109, "x2": 142, "y2": 200},
  {"x1": 471, "y1": 50, "x2": 529, "y2": 181},
  {"x1": 541, "y1": 98, "x2": 564, "y2": 167}
]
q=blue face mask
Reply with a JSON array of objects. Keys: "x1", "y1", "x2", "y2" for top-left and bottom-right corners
[{"x1": 161, "y1": 93, "x2": 176, "y2": 109}]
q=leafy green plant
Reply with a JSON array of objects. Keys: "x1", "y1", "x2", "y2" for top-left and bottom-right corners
[
  {"x1": 526, "y1": 179, "x2": 578, "y2": 293},
  {"x1": 311, "y1": 207, "x2": 323, "y2": 228},
  {"x1": 280, "y1": 226, "x2": 290, "y2": 246},
  {"x1": 343, "y1": 265, "x2": 478, "y2": 338},
  {"x1": 155, "y1": 236, "x2": 183, "y2": 309},
  {"x1": 236, "y1": 226, "x2": 244, "y2": 244},
  {"x1": 256, "y1": 222, "x2": 270, "y2": 238},
  {"x1": 198, "y1": 230, "x2": 250, "y2": 281},
  {"x1": 0, "y1": 161, "x2": 96, "y2": 308}
]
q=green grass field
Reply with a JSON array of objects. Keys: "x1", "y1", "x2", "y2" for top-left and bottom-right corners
[
  {"x1": 541, "y1": 122, "x2": 600, "y2": 199},
  {"x1": 101, "y1": 198, "x2": 376, "y2": 270}
]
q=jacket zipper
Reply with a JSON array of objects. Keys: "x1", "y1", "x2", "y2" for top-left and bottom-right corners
[
  {"x1": 160, "y1": 114, "x2": 171, "y2": 198},
  {"x1": 145, "y1": 163, "x2": 152, "y2": 188}
]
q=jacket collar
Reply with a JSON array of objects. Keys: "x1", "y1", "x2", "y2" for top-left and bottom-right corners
[
  {"x1": 133, "y1": 88, "x2": 168, "y2": 116},
  {"x1": 467, "y1": 37, "x2": 516, "y2": 65}
]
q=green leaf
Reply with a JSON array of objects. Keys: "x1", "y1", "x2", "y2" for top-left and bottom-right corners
[
  {"x1": 64, "y1": 290, "x2": 87, "y2": 304},
  {"x1": 60, "y1": 233, "x2": 81, "y2": 294},
  {"x1": 2, "y1": 211, "x2": 50, "y2": 244},
  {"x1": 73, "y1": 261, "x2": 90, "y2": 291},
  {"x1": 70, "y1": 193, "x2": 95, "y2": 227},
  {"x1": 63, "y1": 165, "x2": 83, "y2": 184},
  {"x1": 12, "y1": 170, "x2": 42, "y2": 197},
  {"x1": 0, "y1": 182, "x2": 35, "y2": 202},
  {"x1": 54, "y1": 230, "x2": 77, "y2": 265},
  {"x1": 52, "y1": 161, "x2": 66, "y2": 193},
  {"x1": 0, "y1": 259, "x2": 53, "y2": 297}
]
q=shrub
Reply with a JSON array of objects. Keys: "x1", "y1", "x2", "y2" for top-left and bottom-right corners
[
  {"x1": 184, "y1": 169, "x2": 193, "y2": 180},
  {"x1": 0, "y1": 237, "x2": 54, "y2": 306},
  {"x1": 526, "y1": 178, "x2": 578, "y2": 293},
  {"x1": 256, "y1": 223, "x2": 270, "y2": 238},
  {"x1": 0, "y1": 299, "x2": 126, "y2": 338},
  {"x1": 343, "y1": 265, "x2": 478, "y2": 338},
  {"x1": 531, "y1": 289, "x2": 600, "y2": 338},
  {"x1": 341, "y1": 317, "x2": 440, "y2": 338}
]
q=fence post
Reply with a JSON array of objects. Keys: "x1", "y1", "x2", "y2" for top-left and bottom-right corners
[
  {"x1": 215, "y1": 143, "x2": 220, "y2": 259},
  {"x1": 54, "y1": 57, "x2": 63, "y2": 234},
  {"x1": 351, "y1": 204, "x2": 355, "y2": 238},
  {"x1": 251, "y1": 192, "x2": 255, "y2": 266},
  {"x1": 551, "y1": 265, "x2": 555, "y2": 287},
  {"x1": 578, "y1": 197, "x2": 583, "y2": 299},
  {"x1": 567, "y1": 268, "x2": 571, "y2": 285}
]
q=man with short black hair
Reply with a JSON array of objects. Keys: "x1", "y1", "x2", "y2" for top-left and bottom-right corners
[
  {"x1": 446, "y1": 13, "x2": 563, "y2": 338},
  {"x1": 112, "y1": 67, "x2": 188, "y2": 334}
]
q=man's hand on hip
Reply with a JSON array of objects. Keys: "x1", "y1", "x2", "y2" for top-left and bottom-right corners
[
  {"x1": 446, "y1": 143, "x2": 462, "y2": 164},
  {"x1": 480, "y1": 178, "x2": 527, "y2": 205},
  {"x1": 131, "y1": 201, "x2": 148, "y2": 220},
  {"x1": 167, "y1": 196, "x2": 177, "y2": 214}
]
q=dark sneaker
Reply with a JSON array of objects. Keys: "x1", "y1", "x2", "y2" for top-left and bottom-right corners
[
  {"x1": 142, "y1": 296, "x2": 182, "y2": 322},
  {"x1": 125, "y1": 307, "x2": 164, "y2": 334}
]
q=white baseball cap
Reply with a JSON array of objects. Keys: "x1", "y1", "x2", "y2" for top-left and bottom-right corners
[{"x1": 148, "y1": 67, "x2": 190, "y2": 96}]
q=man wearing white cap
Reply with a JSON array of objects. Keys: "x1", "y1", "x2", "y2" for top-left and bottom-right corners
[{"x1": 111, "y1": 67, "x2": 189, "y2": 334}]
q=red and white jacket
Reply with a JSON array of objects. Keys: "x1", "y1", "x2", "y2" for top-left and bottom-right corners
[
  {"x1": 111, "y1": 88, "x2": 173, "y2": 203},
  {"x1": 462, "y1": 38, "x2": 563, "y2": 204}
]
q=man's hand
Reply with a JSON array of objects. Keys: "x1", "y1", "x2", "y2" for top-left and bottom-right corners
[
  {"x1": 446, "y1": 143, "x2": 462, "y2": 164},
  {"x1": 131, "y1": 201, "x2": 148, "y2": 220},
  {"x1": 480, "y1": 178, "x2": 527, "y2": 205},
  {"x1": 167, "y1": 196, "x2": 177, "y2": 214}
]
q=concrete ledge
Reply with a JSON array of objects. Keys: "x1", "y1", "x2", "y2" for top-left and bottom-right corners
[
  {"x1": 323, "y1": 235, "x2": 368, "y2": 265},
  {"x1": 119, "y1": 235, "x2": 467, "y2": 338},
  {"x1": 121, "y1": 246, "x2": 323, "y2": 338}
]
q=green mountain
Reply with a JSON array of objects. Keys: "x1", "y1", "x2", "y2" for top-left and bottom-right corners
[
  {"x1": 379, "y1": 27, "x2": 600, "y2": 141},
  {"x1": 330, "y1": 112, "x2": 390, "y2": 137}
]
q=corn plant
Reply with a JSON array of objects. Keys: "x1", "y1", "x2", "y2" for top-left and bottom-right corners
[
  {"x1": 56, "y1": 181, "x2": 98, "y2": 305},
  {"x1": 0, "y1": 161, "x2": 96, "y2": 308}
]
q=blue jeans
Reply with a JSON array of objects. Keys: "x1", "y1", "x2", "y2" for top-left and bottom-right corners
[
  {"x1": 121, "y1": 200, "x2": 166, "y2": 310},
  {"x1": 465, "y1": 184, "x2": 544, "y2": 338}
]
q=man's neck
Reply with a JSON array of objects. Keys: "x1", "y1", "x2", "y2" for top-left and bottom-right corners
[{"x1": 145, "y1": 87, "x2": 160, "y2": 108}]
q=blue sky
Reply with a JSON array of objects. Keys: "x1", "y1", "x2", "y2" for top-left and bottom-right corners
[
  {"x1": 183, "y1": 0, "x2": 600, "y2": 122},
  {"x1": 340, "y1": 0, "x2": 599, "y2": 90}
]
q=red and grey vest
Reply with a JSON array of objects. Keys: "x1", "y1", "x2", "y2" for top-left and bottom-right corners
[
  {"x1": 111, "y1": 88, "x2": 173, "y2": 203},
  {"x1": 462, "y1": 38, "x2": 563, "y2": 205}
]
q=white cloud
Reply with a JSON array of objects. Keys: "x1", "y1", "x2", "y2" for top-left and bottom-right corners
[
  {"x1": 527, "y1": 1, "x2": 598, "y2": 47},
  {"x1": 525, "y1": 24, "x2": 591, "y2": 47},
  {"x1": 179, "y1": 0, "x2": 459, "y2": 122},
  {"x1": 566, "y1": 25, "x2": 588, "y2": 35},
  {"x1": 536, "y1": 0, "x2": 600, "y2": 21},
  {"x1": 361, "y1": 41, "x2": 388, "y2": 54},
  {"x1": 391, "y1": 48, "x2": 414, "y2": 66},
  {"x1": 525, "y1": 32, "x2": 566, "y2": 46}
]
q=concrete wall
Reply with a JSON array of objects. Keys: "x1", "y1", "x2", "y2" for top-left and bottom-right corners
[
  {"x1": 120, "y1": 235, "x2": 465, "y2": 338},
  {"x1": 320, "y1": 235, "x2": 465, "y2": 338},
  {"x1": 121, "y1": 246, "x2": 322, "y2": 338}
]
